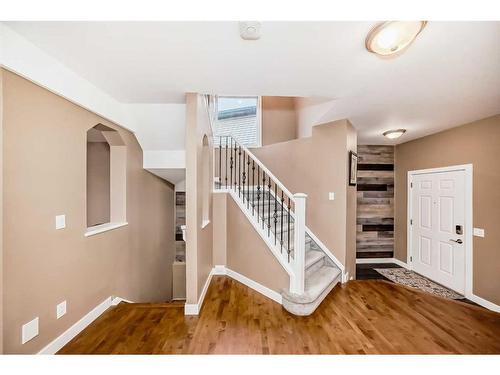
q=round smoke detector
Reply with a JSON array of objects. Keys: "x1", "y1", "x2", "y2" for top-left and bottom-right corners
[{"x1": 239, "y1": 21, "x2": 261, "y2": 40}]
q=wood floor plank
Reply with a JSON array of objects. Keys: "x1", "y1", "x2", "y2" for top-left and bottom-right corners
[{"x1": 58, "y1": 276, "x2": 500, "y2": 354}]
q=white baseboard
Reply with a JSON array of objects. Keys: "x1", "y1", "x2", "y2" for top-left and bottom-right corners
[
  {"x1": 468, "y1": 293, "x2": 500, "y2": 313},
  {"x1": 184, "y1": 268, "x2": 214, "y2": 316},
  {"x1": 38, "y1": 295, "x2": 131, "y2": 354},
  {"x1": 342, "y1": 272, "x2": 350, "y2": 283},
  {"x1": 214, "y1": 265, "x2": 282, "y2": 304},
  {"x1": 213, "y1": 264, "x2": 226, "y2": 275},
  {"x1": 183, "y1": 303, "x2": 199, "y2": 315},
  {"x1": 356, "y1": 257, "x2": 409, "y2": 269},
  {"x1": 111, "y1": 296, "x2": 134, "y2": 305}
]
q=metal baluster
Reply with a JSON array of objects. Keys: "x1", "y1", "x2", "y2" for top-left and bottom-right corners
[
  {"x1": 252, "y1": 160, "x2": 255, "y2": 215},
  {"x1": 246, "y1": 157, "x2": 251, "y2": 209},
  {"x1": 218, "y1": 136, "x2": 222, "y2": 189},
  {"x1": 267, "y1": 176, "x2": 271, "y2": 237},
  {"x1": 229, "y1": 138, "x2": 233, "y2": 189},
  {"x1": 238, "y1": 146, "x2": 241, "y2": 197},
  {"x1": 280, "y1": 191, "x2": 284, "y2": 253},
  {"x1": 256, "y1": 166, "x2": 260, "y2": 223},
  {"x1": 287, "y1": 197, "x2": 291, "y2": 262},
  {"x1": 262, "y1": 172, "x2": 266, "y2": 230},
  {"x1": 225, "y1": 136, "x2": 228, "y2": 189},
  {"x1": 242, "y1": 152, "x2": 246, "y2": 202},
  {"x1": 274, "y1": 183, "x2": 278, "y2": 245},
  {"x1": 233, "y1": 141, "x2": 237, "y2": 191}
]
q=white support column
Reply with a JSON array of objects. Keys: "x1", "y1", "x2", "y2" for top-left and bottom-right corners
[{"x1": 290, "y1": 193, "x2": 307, "y2": 294}]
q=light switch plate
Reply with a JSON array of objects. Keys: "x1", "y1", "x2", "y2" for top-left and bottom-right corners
[
  {"x1": 55, "y1": 215, "x2": 66, "y2": 230},
  {"x1": 56, "y1": 300, "x2": 67, "y2": 319},
  {"x1": 22, "y1": 317, "x2": 39, "y2": 344},
  {"x1": 473, "y1": 228, "x2": 485, "y2": 237},
  {"x1": 329, "y1": 192, "x2": 335, "y2": 200}
]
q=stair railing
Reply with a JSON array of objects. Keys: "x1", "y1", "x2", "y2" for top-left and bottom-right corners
[{"x1": 214, "y1": 135, "x2": 306, "y2": 294}]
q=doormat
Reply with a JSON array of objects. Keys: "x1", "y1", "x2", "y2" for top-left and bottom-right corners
[{"x1": 374, "y1": 268, "x2": 464, "y2": 300}]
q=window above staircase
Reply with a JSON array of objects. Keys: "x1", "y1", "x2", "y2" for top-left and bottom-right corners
[{"x1": 212, "y1": 96, "x2": 262, "y2": 147}]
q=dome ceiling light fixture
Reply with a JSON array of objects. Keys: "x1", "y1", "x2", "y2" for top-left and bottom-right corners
[
  {"x1": 383, "y1": 129, "x2": 407, "y2": 139},
  {"x1": 365, "y1": 21, "x2": 427, "y2": 56}
]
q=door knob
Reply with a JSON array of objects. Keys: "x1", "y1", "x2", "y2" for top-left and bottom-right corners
[{"x1": 450, "y1": 239, "x2": 463, "y2": 244}]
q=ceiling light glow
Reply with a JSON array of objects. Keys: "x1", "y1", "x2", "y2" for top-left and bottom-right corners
[{"x1": 366, "y1": 21, "x2": 427, "y2": 56}]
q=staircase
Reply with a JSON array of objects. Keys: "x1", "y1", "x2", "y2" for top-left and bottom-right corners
[{"x1": 214, "y1": 135, "x2": 343, "y2": 316}]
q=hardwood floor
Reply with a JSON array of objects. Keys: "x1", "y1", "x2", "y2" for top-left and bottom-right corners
[{"x1": 58, "y1": 276, "x2": 500, "y2": 354}]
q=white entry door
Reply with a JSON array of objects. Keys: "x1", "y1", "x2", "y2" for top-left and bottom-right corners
[{"x1": 410, "y1": 169, "x2": 466, "y2": 294}]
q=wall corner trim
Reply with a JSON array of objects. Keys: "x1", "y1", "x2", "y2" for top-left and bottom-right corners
[{"x1": 38, "y1": 295, "x2": 132, "y2": 354}]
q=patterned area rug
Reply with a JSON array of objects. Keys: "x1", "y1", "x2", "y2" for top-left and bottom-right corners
[{"x1": 374, "y1": 268, "x2": 464, "y2": 300}]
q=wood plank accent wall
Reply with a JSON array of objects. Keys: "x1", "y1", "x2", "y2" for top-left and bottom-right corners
[{"x1": 356, "y1": 145, "x2": 395, "y2": 259}]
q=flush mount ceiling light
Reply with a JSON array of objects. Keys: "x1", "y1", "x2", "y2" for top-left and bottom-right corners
[
  {"x1": 383, "y1": 129, "x2": 407, "y2": 139},
  {"x1": 239, "y1": 21, "x2": 261, "y2": 40},
  {"x1": 366, "y1": 21, "x2": 427, "y2": 56}
]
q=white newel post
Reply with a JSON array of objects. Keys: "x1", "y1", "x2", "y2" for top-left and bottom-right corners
[{"x1": 291, "y1": 193, "x2": 307, "y2": 294}]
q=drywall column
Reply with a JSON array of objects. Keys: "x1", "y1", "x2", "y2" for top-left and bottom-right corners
[
  {"x1": 185, "y1": 93, "x2": 199, "y2": 306},
  {"x1": 185, "y1": 93, "x2": 214, "y2": 313},
  {"x1": 0, "y1": 64, "x2": 4, "y2": 354}
]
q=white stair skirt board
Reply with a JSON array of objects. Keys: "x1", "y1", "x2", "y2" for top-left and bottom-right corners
[
  {"x1": 38, "y1": 296, "x2": 131, "y2": 354},
  {"x1": 184, "y1": 268, "x2": 215, "y2": 315}
]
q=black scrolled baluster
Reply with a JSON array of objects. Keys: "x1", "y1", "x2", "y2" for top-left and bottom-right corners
[
  {"x1": 233, "y1": 142, "x2": 237, "y2": 191},
  {"x1": 225, "y1": 137, "x2": 228, "y2": 189},
  {"x1": 252, "y1": 160, "x2": 255, "y2": 215},
  {"x1": 267, "y1": 176, "x2": 271, "y2": 237},
  {"x1": 262, "y1": 172, "x2": 266, "y2": 230},
  {"x1": 287, "y1": 197, "x2": 291, "y2": 262},
  {"x1": 256, "y1": 166, "x2": 260, "y2": 223},
  {"x1": 274, "y1": 183, "x2": 278, "y2": 245},
  {"x1": 242, "y1": 152, "x2": 246, "y2": 202},
  {"x1": 218, "y1": 136, "x2": 222, "y2": 190},
  {"x1": 280, "y1": 191, "x2": 284, "y2": 253},
  {"x1": 229, "y1": 138, "x2": 233, "y2": 189},
  {"x1": 238, "y1": 146, "x2": 242, "y2": 197},
  {"x1": 246, "y1": 157, "x2": 251, "y2": 209}
]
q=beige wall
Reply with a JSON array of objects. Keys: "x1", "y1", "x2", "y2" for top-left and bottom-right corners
[
  {"x1": 262, "y1": 96, "x2": 297, "y2": 146},
  {"x1": 2, "y1": 69, "x2": 175, "y2": 353},
  {"x1": 0, "y1": 67, "x2": 4, "y2": 353},
  {"x1": 86, "y1": 142, "x2": 111, "y2": 226},
  {"x1": 395, "y1": 114, "x2": 500, "y2": 305},
  {"x1": 185, "y1": 93, "x2": 214, "y2": 305},
  {"x1": 252, "y1": 119, "x2": 357, "y2": 276},
  {"x1": 226, "y1": 195, "x2": 289, "y2": 292}
]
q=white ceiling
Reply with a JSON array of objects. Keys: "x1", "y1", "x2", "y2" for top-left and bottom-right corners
[{"x1": 4, "y1": 21, "x2": 500, "y2": 144}]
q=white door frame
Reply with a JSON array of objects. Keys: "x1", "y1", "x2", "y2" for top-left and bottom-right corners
[{"x1": 407, "y1": 164, "x2": 473, "y2": 298}]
